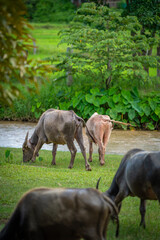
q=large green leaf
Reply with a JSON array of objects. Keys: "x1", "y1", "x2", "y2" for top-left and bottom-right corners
[
  {"x1": 108, "y1": 87, "x2": 118, "y2": 96},
  {"x1": 107, "y1": 97, "x2": 115, "y2": 108},
  {"x1": 85, "y1": 94, "x2": 93, "y2": 104},
  {"x1": 90, "y1": 88, "x2": 100, "y2": 96},
  {"x1": 131, "y1": 102, "x2": 142, "y2": 114},
  {"x1": 148, "y1": 98, "x2": 157, "y2": 111},
  {"x1": 131, "y1": 86, "x2": 139, "y2": 98},
  {"x1": 141, "y1": 104, "x2": 151, "y2": 117},
  {"x1": 128, "y1": 109, "x2": 136, "y2": 120},
  {"x1": 99, "y1": 95, "x2": 108, "y2": 105},
  {"x1": 85, "y1": 94, "x2": 99, "y2": 107},
  {"x1": 84, "y1": 105, "x2": 94, "y2": 118},
  {"x1": 113, "y1": 94, "x2": 120, "y2": 103},
  {"x1": 121, "y1": 90, "x2": 133, "y2": 103},
  {"x1": 151, "y1": 113, "x2": 159, "y2": 122},
  {"x1": 155, "y1": 106, "x2": 160, "y2": 118},
  {"x1": 108, "y1": 109, "x2": 118, "y2": 119}
]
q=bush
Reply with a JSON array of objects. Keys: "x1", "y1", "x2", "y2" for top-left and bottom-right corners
[{"x1": 1, "y1": 81, "x2": 159, "y2": 130}]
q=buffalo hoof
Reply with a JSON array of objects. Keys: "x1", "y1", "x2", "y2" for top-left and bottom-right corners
[
  {"x1": 140, "y1": 221, "x2": 146, "y2": 229},
  {"x1": 86, "y1": 165, "x2": 91, "y2": 171},
  {"x1": 88, "y1": 158, "x2": 92, "y2": 162},
  {"x1": 31, "y1": 159, "x2": 36, "y2": 163},
  {"x1": 68, "y1": 165, "x2": 73, "y2": 169},
  {"x1": 51, "y1": 162, "x2": 56, "y2": 165},
  {"x1": 100, "y1": 161, "x2": 105, "y2": 166}
]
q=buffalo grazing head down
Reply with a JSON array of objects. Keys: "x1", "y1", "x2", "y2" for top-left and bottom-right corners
[{"x1": 22, "y1": 131, "x2": 35, "y2": 162}]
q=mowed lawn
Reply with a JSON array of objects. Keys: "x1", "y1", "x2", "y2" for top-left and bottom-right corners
[{"x1": 0, "y1": 147, "x2": 160, "y2": 239}]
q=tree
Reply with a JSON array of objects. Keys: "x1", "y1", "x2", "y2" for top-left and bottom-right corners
[
  {"x1": 0, "y1": 0, "x2": 53, "y2": 105},
  {"x1": 122, "y1": 0, "x2": 160, "y2": 77},
  {"x1": 58, "y1": 2, "x2": 158, "y2": 89}
]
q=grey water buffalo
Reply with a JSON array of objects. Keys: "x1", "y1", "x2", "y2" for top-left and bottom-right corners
[
  {"x1": 105, "y1": 148, "x2": 160, "y2": 228},
  {"x1": 0, "y1": 187, "x2": 119, "y2": 240},
  {"x1": 22, "y1": 109, "x2": 91, "y2": 170},
  {"x1": 86, "y1": 112, "x2": 131, "y2": 165}
]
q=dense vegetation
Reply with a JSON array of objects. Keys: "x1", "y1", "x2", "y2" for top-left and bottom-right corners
[
  {"x1": 0, "y1": 1, "x2": 159, "y2": 130},
  {"x1": 24, "y1": 0, "x2": 76, "y2": 23},
  {"x1": 1, "y1": 147, "x2": 160, "y2": 240}
]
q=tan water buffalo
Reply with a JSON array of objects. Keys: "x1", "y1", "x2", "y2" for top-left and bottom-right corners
[
  {"x1": 86, "y1": 112, "x2": 131, "y2": 165},
  {"x1": 86, "y1": 113, "x2": 112, "y2": 165},
  {"x1": 0, "y1": 187, "x2": 119, "y2": 240},
  {"x1": 105, "y1": 148, "x2": 160, "y2": 229},
  {"x1": 22, "y1": 109, "x2": 91, "y2": 170}
]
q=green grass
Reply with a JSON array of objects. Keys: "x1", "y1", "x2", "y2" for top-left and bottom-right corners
[
  {"x1": 0, "y1": 147, "x2": 160, "y2": 239},
  {"x1": 29, "y1": 23, "x2": 68, "y2": 60}
]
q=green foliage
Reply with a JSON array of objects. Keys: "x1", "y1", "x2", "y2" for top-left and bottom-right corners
[
  {"x1": 24, "y1": 0, "x2": 75, "y2": 23},
  {"x1": 0, "y1": 79, "x2": 159, "y2": 129},
  {"x1": 66, "y1": 88, "x2": 160, "y2": 130},
  {"x1": 0, "y1": 0, "x2": 56, "y2": 106},
  {"x1": 58, "y1": 86, "x2": 160, "y2": 130},
  {"x1": 123, "y1": 0, "x2": 160, "y2": 34},
  {"x1": 0, "y1": 22, "x2": 159, "y2": 130},
  {"x1": 5, "y1": 149, "x2": 13, "y2": 163},
  {"x1": 58, "y1": 3, "x2": 159, "y2": 89}
]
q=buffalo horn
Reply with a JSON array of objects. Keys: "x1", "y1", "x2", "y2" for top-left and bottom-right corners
[{"x1": 23, "y1": 131, "x2": 29, "y2": 147}]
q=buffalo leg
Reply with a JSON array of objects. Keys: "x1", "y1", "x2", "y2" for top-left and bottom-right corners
[
  {"x1": 139, "y1": 199, "x2": 146, "y2": 228},
  {"x1": 31, "y1": 139, "x2": 43, "y2": 162},
  {"x1": 98, "y1": 142, "x2": 105, "y2": 166},
  {"x1": 152, "y1": 184, "x2": 160, "y2": 202},
  {"x1": 115, "y1": 190, "x2": 128, "y2": 206},
  {"x1": 88, "y1": 138, "x2": 93, "y2": 162},
  {"x1": 51, "y1": 143, "x2": 58, "y2": 165},
  {"x1": 67, "y1": 141, "x2": 77, "y2": 169},
  {"x1": 75, "y1": 127, "x2": 91, "y2": 171},
  {"x1": 103, "y1": 131, "x2": 111, "y2": 160}
]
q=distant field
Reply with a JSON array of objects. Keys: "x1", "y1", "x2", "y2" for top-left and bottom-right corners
[
  {"x1": 0, "y1": 147, "x2": 160, "y2": 239},
  {"x1": 29, "y1": 23, "x2": 68, "y2": 60}
]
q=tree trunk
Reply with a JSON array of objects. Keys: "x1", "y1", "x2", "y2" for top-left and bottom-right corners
[
  {"x1": 66, "y1": 47, "x2": 73, "y2": 86},
  {"x1": 126, "y1": 0, "x2": 129, "y2": 6},
  {"x1": 106, "y1": 60, "x2": 112, "y2": 89}
]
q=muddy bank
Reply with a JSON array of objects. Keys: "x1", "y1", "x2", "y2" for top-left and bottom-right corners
[{"x1": 0, "y1": 121, "x2": 160, "y2": 155}]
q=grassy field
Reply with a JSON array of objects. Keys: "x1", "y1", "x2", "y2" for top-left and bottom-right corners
[
  {"x1": 28, "y1": 23, "x2": 68, "y2": 60},
  {"x1": 0, "y1": 147, "x2": 160, "y2": 239}
]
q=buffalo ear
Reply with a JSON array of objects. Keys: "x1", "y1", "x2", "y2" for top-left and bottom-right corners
[{"x1": 23, "y1": 131, "x2": 29, "y2": 148}]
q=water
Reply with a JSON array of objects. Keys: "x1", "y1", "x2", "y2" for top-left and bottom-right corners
[{"x1": 0, "y1": 121, "x2": 160, "y2": 155}]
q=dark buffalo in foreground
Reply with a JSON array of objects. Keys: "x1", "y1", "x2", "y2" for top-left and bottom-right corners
[
  {"x1": 0, "y1": 187, "x2": 119, "y2": 240},
  {"x1": 105, "y1": 148, "x2": 160, "y2": 228},
  {"x1": 22, "y1": 109, "x2": 91, "y2": 170}
]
